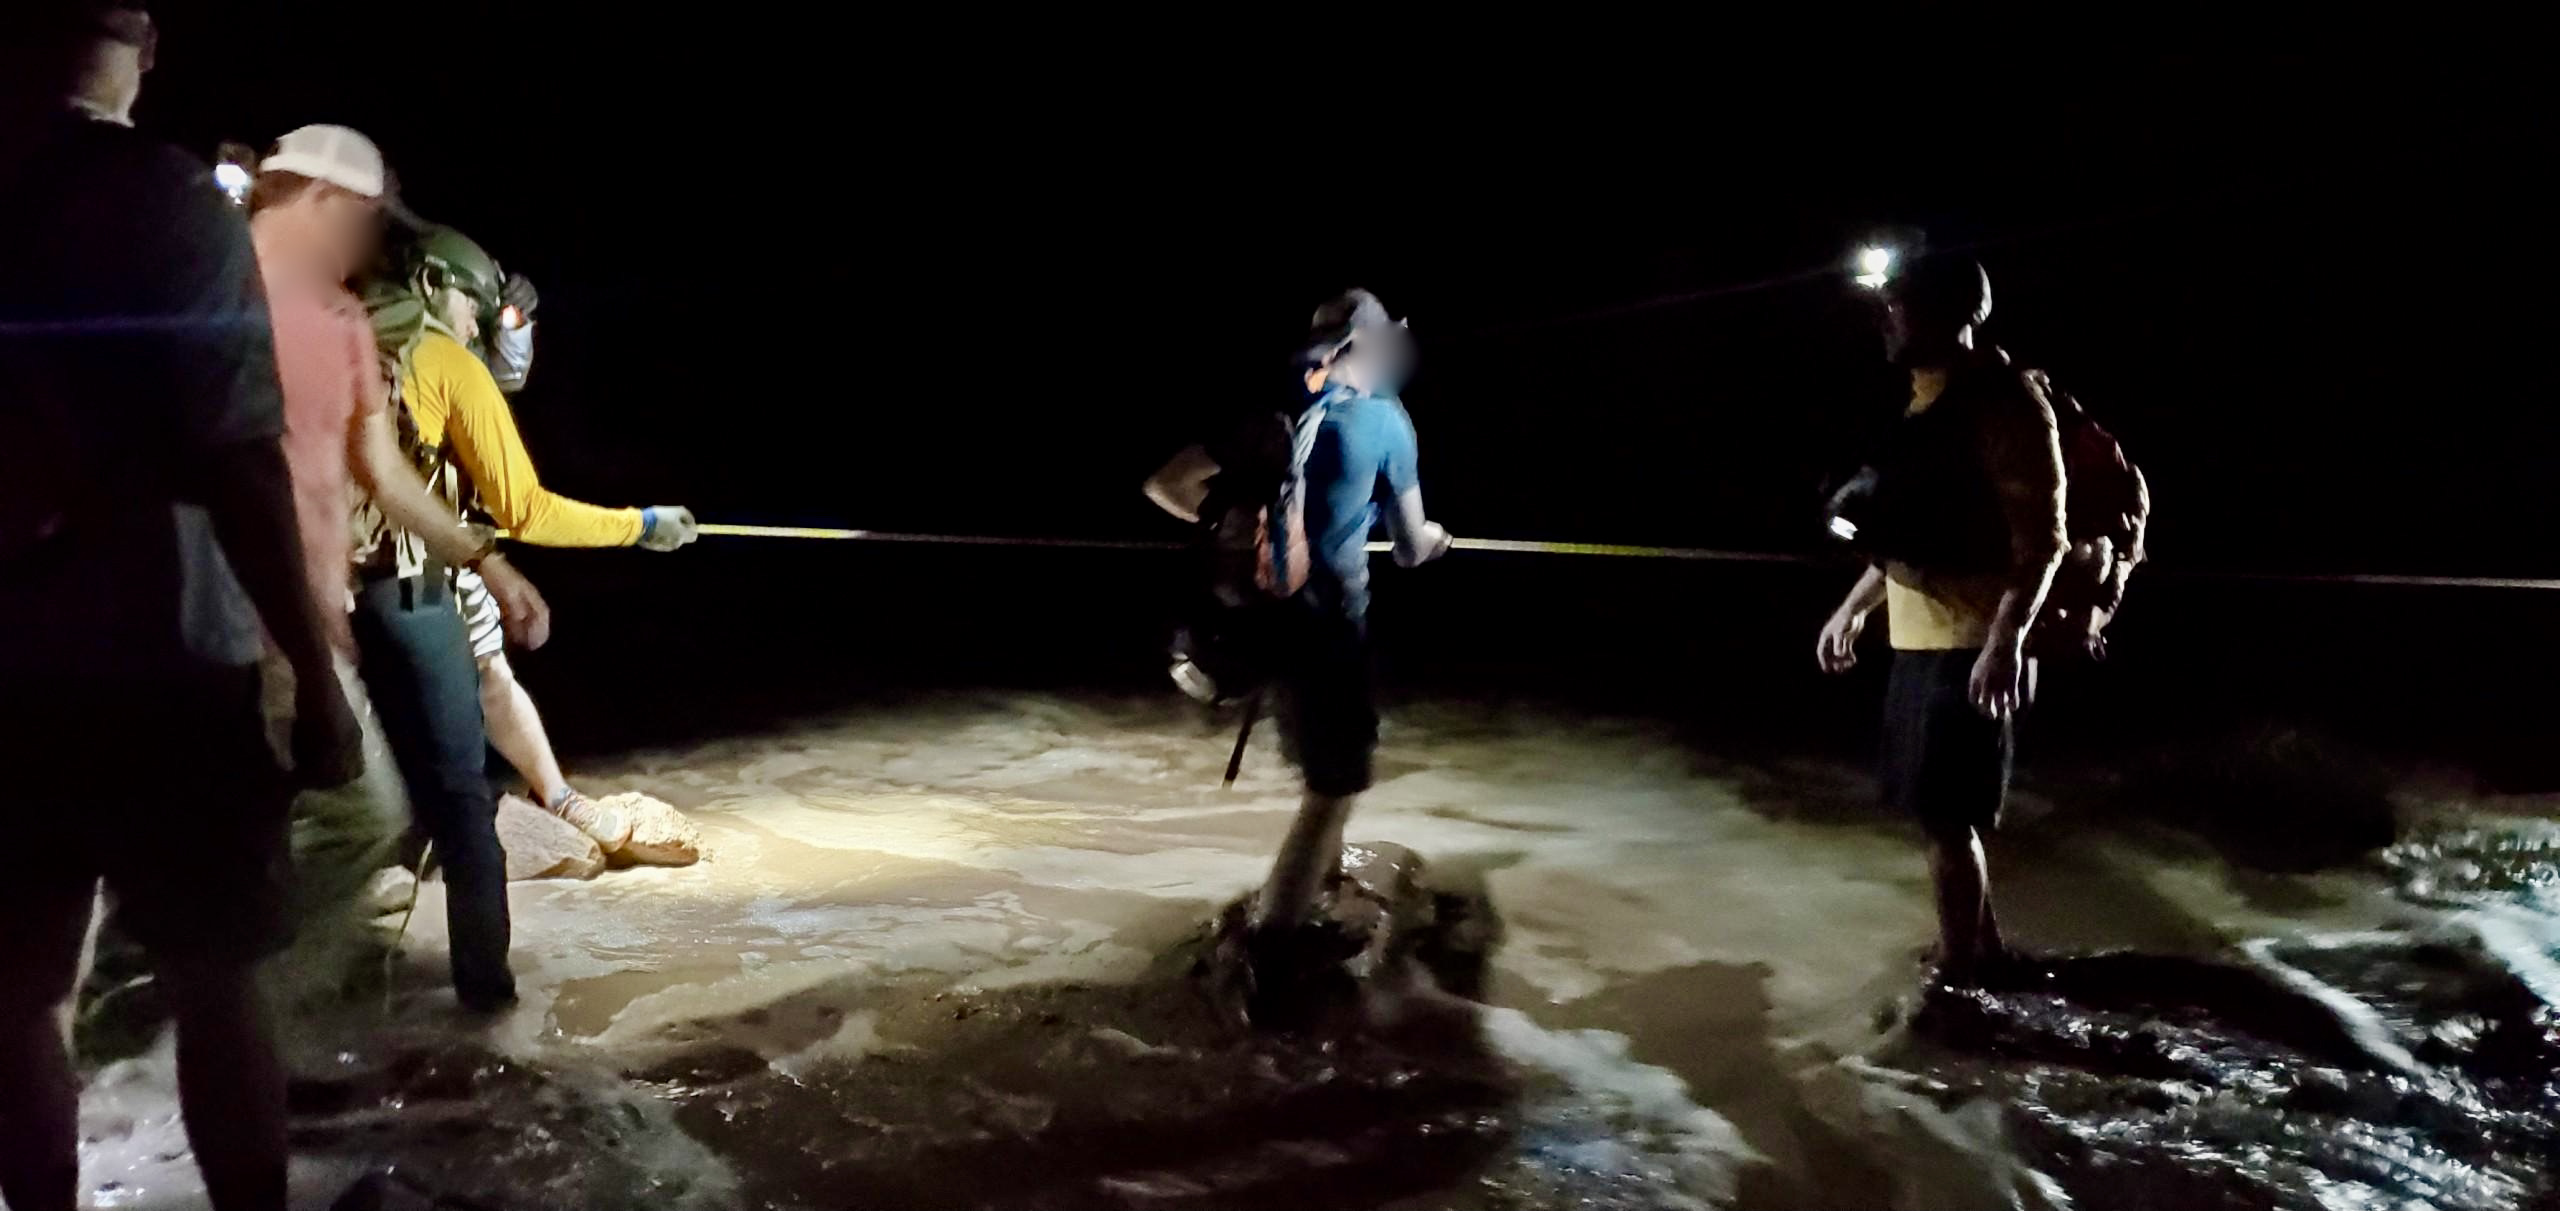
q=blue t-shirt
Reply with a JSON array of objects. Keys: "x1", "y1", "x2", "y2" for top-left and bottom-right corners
[{"x1": 1302, "y1": 387, "x2": 1420, "y2": 620}]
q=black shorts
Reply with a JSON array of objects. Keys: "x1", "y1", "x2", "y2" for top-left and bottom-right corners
[
  {"x1": 0, "y1": 665, "x2": 292, "y2": 966},
  {"x1": 1274, "y1": 599, "x2": 1377, "y2": 798},
  {"x1": 1881, "y1": 648, "x2": 2013, "y2": 837}
]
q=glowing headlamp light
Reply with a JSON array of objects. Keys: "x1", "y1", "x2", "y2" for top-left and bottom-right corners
[
  {"x1": 211, "y1": 141, "x2": 258, "y2": 206},
  {"x1": 1853, "y1": 245, "x2": 1894, "y2": 289}
]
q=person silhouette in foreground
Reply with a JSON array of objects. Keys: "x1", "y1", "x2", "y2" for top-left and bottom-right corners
[{"x1": 1, "y1": 6, "x2": 362, "y2": 1207}]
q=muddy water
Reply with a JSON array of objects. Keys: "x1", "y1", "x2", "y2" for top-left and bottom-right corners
[{"x1": 70, "y1": 694, "x2": 2560, "y2": 1209}]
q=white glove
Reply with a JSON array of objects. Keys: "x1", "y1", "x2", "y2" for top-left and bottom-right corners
[{"x1": 637, "y1": 506, "x2": 700, "y2": 552}]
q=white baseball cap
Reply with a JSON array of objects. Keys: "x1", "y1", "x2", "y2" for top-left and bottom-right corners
[{"x1": 258, "y1": 124, "x2": 387, "y2": 200}]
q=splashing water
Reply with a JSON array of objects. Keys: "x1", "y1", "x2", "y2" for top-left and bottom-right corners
[{"x1": 64, "y1": 694, "x2": 2560, "y2": 1208}]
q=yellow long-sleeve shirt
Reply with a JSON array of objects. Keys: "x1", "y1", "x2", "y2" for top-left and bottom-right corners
[{"x1": 402, "y1": 332, "x2": 643, "y2": 548}]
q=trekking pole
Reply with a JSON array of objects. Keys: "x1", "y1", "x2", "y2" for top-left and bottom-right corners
[{"x1": 1223, "y1": 692, "x2": 1263, "y2": 789}]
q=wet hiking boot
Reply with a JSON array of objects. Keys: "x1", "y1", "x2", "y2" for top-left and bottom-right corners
[
  {"x1": 548, "y1": 788, "x2": 631, "y2": 853},
  {"x1": 1242, "y1": 919, "x2": 1366, "y2": 1030}
]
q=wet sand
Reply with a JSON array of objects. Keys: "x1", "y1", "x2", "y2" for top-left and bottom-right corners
[{"x1": 70, "y1": 692, "x2": 2557, "y2": 1209}]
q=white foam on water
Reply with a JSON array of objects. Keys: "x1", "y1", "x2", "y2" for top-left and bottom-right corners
[
  {"x1": 2458, "y1": 905, "x2": 2560, "y2": 1010},
  {"x1": 73, "y1": 1040, "x2": 373, "y2": 1211},
  {"x1": 1813, "y1": 1057, "x2": 2075, "y2": 1211},
  {"x1": 84, "y1": 691, "x2": 2560, "y2": 1207},
  {"x1": 585, "y1": 957, "x2": 871, "y2": 1048},
  {"x1": 1477, "y1": 1006, "x2": 1762, "y2": 1207},
  {"x1": 766, "y1": 1009, "x2": 888, "y2": 1080},
  {"x1": 2239, "y1": 934, "x2": 2429, "y2": 1077}
]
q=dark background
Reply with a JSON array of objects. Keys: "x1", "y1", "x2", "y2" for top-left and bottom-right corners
[{"x1": 136, "y1": 8, "x2": 2559, "y2": 787}]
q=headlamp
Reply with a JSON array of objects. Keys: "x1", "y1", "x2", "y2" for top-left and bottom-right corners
[
  {"x1": 1854, "y1": 245, "x2": 1895, "y2": 290},
  {"x1": 212, "y1": 141, "x2": 257, "y2": 206}
]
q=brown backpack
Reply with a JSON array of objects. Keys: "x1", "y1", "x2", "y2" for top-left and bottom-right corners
[{"x1": 2027, "y1": 370, "x2": 2151, "y2": 657}]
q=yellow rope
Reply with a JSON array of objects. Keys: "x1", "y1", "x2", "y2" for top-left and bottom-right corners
[{"x1": 502, "y1": 523, "x2": 2560, "y2": 590}]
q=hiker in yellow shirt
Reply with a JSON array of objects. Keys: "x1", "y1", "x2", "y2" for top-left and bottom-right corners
[{"x1": 363, "y1": 225, "x2": 698, "y2": 853}]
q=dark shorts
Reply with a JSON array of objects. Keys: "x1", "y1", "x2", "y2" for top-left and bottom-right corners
[
  {"x1": 0, "y1": 664, "x2": 292, "y2": 968},
  {"x1": 1274, "y1": 598, "x2": 1377, "y2": 798},
  {"x1": 1882, "y1": 648, "x2": 2013, "y2": 837}
]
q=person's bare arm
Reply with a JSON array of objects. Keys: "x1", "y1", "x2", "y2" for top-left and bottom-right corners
[
  {"x1": 1386, "y1": 486, "x2": 1451, "y2": 567},
  {"x1": 1818, "y1": 564, "x2": 1888, "y2": 673},
  {"x1": 1379, "y1": 408, "x2": 1449, "y2": 567},
  {"x1": 1839, "y1": 564, "x2": 1889, "y2": 619},
  {"x1": 198, "y1": 437, "x2": 361, "y2": 785},
  {"x1": 2109, "y1": 463, "x2": 2150, "y2": 601},
  {"x1": 349, "y1": 406, "x2": 485, "y2": 567},
  {"x1": 1971, "y1": 375, "x2": 2069, "y2": 717},
  {"x1": 136, "y1": 158, "x2": 356, "y2": 784},
  {"x1": 1143, "y1": 445, "x2": 1218, "y2": 523},
  {"x1": 348, "y1": 403, "x2": 551, "y2": 648}
]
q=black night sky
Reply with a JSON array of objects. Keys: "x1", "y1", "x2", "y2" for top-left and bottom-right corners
[{"x1": 133, "y1": 9, "x2": 2557, "y2": 775}]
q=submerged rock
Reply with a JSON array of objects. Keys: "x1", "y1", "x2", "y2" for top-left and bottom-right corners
[
  {"x1": 495, "y1": 794, "x2": 604, "y2": 881},
  {"x1": 1880, "y1": 940, "x2": 2560, "y2": 1211},
  {"x1": 598, "y1": 792, "x2": 704, "y2": 868},
  {"x1": 1198, "y1": 841, "x2": 1501, "y2": 1032}
]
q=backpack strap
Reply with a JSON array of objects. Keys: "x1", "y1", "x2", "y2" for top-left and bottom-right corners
[{"x1": 1267, "y1": 390, "x2": 1336, "y2": 586}]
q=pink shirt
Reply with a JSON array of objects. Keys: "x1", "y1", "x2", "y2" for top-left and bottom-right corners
[{"x1": 257, "y1": 254, "x2": 379, "y2": 654}]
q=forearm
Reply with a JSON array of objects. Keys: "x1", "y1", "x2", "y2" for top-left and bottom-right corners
[
  {"x1": 1989, "y1": 550, "x2": 2064, "y2": 646},
  {"x1": 1981, "y1": 376, "x2": 2069, "y2": 646},
  {"x1": 1144, "y1": 445, "x2": 1217, "y2": 523},
  {"x1": 353, "y1": 411, "x2": 489, "y2": 568},
  {"x1": 1388, "y1": 486, "x2": 1432, "y2": 562},
  {"x1": 1988, "y1": 508, "x2": 2067, "y2": 643},
  {"x1": 200, "y1": 438, "x2": 335, "y2": 677},
  {"x1": 1835, "y1": 565, "x2": 1888, "y2": 620},
  {"x1": 505, "y1": 493, "x2": 645, "y2": 548}
]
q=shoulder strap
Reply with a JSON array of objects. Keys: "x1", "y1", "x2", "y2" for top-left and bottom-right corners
[
  {"x1": 1287, "y1": 391, "x2": 1335, "y2": 477},
  {"x1": 1262, "y1": 390, "x2": 1339, "y2": 592}
]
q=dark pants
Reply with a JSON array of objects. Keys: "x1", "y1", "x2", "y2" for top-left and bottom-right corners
[
  {"x1": 352, "y1": 574, "x2": 514, "y2": 1008},
  {"x1": 1275, "y1": 593, "x2": 1377, "y2": 798},
  {"x1": 0, "y1": 665, "x2": 290, "y2": 966},
  {"x1": 1881, "y1": 648, "x2": 2014, "y2": 838}
]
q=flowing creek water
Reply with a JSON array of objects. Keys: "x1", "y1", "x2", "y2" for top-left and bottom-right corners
[{"x1": 68, "y1": 693, "x2": 2560, "y2": 1209}]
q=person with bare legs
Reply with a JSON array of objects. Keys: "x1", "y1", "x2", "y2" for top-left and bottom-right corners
[
  {"x1": 1147, "y1": 289, "x2": 1451, "y2": 995},
  {"x1": 428, "y1": 266, "x2": 653, "y2": 842},
  {"x1": 362, "y1": 225, "x2": 697, "y2": 851},
  {"x1": 1817, "y1": 256, "x2": 2065, "y2": 986}
]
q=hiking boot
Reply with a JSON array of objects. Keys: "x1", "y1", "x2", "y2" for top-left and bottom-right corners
[
  {"x1": 548, "y1": 788, "x2": 631, "y2": 853},
  {"x1": 1241, "y1": 918, "x2": 1364, "y2": 1030}
]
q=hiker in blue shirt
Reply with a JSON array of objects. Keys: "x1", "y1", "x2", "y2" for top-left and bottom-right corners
[{"x1": 1147, "y1": 289, "x2": 1452, "y2": 983}]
